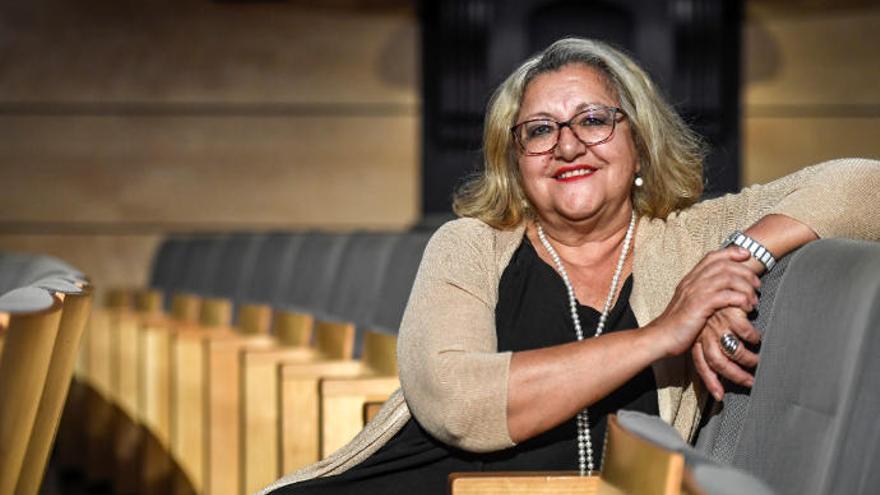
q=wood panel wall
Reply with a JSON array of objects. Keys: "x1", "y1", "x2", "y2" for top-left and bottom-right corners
[
  {"x1": 0, "y1": 0, "x2": 420, "y2": 292},
  {"x1": 742, "y1": 1, "x2": 880, "y2": 185}
]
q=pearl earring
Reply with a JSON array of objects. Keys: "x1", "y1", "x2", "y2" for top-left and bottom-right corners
[{"x1": 634, "y1": 175, "x2": 644, "y2": 187}]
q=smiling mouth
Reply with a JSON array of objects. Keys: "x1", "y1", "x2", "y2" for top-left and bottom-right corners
[{"x1": 554, "y1": 165, "x2": 597, "y2": 182}]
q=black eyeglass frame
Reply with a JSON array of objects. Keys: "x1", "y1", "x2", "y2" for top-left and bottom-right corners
[{"x1": 510, "y1": 105, "x2": 627, "y2": 156}]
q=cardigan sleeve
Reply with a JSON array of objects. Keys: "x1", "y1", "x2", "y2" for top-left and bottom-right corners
[
  {"x1": 396, "y1": 219, "x2": 516, "y2": 452},
  {"x1": 671, "y1": 157, "x2": 880, "y2": 251}
]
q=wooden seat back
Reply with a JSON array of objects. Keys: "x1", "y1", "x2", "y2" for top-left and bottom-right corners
[
  {"x1": 601, "y1": 414, "x2": 686, "y2": 495},
  {"x1": 0, "y1": 290, "x2": 65, "y2": 494},
  {"x1": 16, "y1": 286, "x2": 93, "y2": 495},
  {"x1": 361, "y1": 330, "x2": 398, "y2": 377}
]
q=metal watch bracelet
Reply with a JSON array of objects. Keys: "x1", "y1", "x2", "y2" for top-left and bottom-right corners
[{"x1": 721, "y1": 230, "x2": 777, "y2": 272}]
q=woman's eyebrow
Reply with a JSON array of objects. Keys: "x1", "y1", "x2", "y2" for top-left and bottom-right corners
[
  {"x1": 520, "y1": 102, "x2": 613, "y2": 121},
  {"x1": 573, "y1": 102, "x2": 612, "y2": 112},
  {"x1": 520, "y1": 101, "x2": 613, "y2": 122}
]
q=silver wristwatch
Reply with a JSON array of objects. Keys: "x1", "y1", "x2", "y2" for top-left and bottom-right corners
[{"x1": 721, "y1": 230, "x2": 776, "y2": 272}]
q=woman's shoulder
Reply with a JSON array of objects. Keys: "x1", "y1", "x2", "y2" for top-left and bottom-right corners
[
  {"x1": 422, "y1": 217, "x2": 527, "y2": 280},
  {"x1": 430, "y1": 217, "x2": 525, "y2": 253}
]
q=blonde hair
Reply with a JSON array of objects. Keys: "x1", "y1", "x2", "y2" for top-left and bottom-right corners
[{"x1": 453, "y1": 37, "x2": 706, "y2": 229}]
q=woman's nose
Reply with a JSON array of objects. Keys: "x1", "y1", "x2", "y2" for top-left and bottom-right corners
[{"x1": 554, "y1": 126, "x2": 586, "y2": 161}]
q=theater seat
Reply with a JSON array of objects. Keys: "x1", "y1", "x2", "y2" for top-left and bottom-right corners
[{"x1": 700, "y1": 239, "x2": 880, "y2": 495}]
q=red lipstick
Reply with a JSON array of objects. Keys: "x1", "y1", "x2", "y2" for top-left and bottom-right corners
[{"x1": 553, "y1": 165, "x2": 598, "y2": 182}]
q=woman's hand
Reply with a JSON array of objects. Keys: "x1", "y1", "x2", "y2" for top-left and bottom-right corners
[
  {"x1": 692, "y1": 307, "x2": 761, "y2": 400},
  {"x1": 688, "y1": 215, "x2": 818, "y2": 400},
  {"x1": 646, "y1": 247, "x2": 761, "y2": 358}
]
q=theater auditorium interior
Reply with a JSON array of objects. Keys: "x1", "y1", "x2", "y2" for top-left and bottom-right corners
[{"x1": 1, "y1": 1, "x2": 879, "y2": 494}]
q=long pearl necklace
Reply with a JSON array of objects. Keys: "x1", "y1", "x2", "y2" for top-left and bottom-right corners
[{"x1": 535, "y1": 211, "x2": 636, "y2": 475}]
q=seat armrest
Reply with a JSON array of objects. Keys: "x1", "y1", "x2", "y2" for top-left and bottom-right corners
[
  {"x1": 318, "y1": 376, "x2": 400, "y2": 458},
  {"x1": 448, "y1": 472, "x2": 604, "y2": 494}
]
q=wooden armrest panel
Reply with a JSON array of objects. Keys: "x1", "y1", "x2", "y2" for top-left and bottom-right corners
[
  {"x1": 275, "y1": 361, "x2": 369, "y2": 474},
  {"x1": 237, "y1": 303, "x2": 272, "y2": 335},
  {"x1": 84, "y1": 307, "x2": 113, "y2": 397},
  {"x1": 115, "y1": 311, "x2": 140, "y2": 416},
  {"x1": 313, "y1": 319, "x2": 355, "y2": 360},
  {"x1": 241, "y1": 345, "x2": 318, "y2": 494},
  {"x1": 199, "y1": 297, "x2": 232, "y2": 328},
  {"x1": 243, "y1": 346, "x2": 316, "y2": 366},
  {"x1": 320, "y1": 376, "x2": 399, "y2": 396},
  {"x1": 319, "y1": 376, "x2": 400, "y2": 458},
  {"x1": 449, "y1": 472, "x2": 603, "y2": 495},
  {"x1": 170, "y1": 330, "x2": 206, "y2": 494},
  {"x1": 280, "y1": 360, "x2": 366, "y2": 378},
  {"x1": 273, "y1": 310, "x2": 313, "y2": 347},
  {"x1": 601, "y1": 415, "x2": 685, "y2": 495},
  {"x1": 274, "y1": 362, "x2": 365, "y2": 477},
  {"x1": 203, "y1": 333, "x2": 276, "y2": 495}
]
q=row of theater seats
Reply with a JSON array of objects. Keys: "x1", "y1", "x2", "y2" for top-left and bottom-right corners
[
  {"x1": 0, "y1": 253, "x2": 92, "y2": 495},
  {"x1": 9, "y1": 235, "x2": 879, "y2": 495},
  {"x1": 58, "y1": 229, "x2": 433, "y2": 495}
]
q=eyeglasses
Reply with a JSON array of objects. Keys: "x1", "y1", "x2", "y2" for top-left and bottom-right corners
[{"x1": 510, "y1": 105, "x2": 626, "y2": 155}]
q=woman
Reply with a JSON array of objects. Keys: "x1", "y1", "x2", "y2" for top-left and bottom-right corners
[{"x1": 262, "y1": 38, "x2": 879, "y2": 494}]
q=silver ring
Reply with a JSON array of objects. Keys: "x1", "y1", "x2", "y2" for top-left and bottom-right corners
[{"x1": 720, "y1": 333, "x2": 740, "y2": 357}]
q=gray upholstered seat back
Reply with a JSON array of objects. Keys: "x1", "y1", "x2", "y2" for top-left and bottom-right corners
[
  {"x1": 211, "y1": 233, "x2": 266, "y2": 302},
  {"x1": 275, "y1": 232, "x2": 352, "y2": 318},
  {"x1": 150, "y1": 236, "x2": 200, "y2": 310},
  {"x1": 700, "y1": 239, "x2": 880, "y2": 495},
  {"x1": 177, "y1": 236, "x2": 228, "y2": 296},
  {"x1": 323, "y1": 233, "x2": 398, "y2": 326},
  {"x1": 242, "y1": 232, "x2": 306, "y2": 307},
  {"x1": 0, "y1": 253, "x2": 86, "y2": 295},
  {"x1": 0, "y1": 255, "x2": 35, "y2": 293},
  {"x1": 149, "y1": 237, "x2": 189, "y2": 293},
  {"x1": 324, "y1": 232, "x2": 399, "y2": 357},
  {"x1": 17, "y1": 256, "x2": 84, "y2": 285},
  {"x1": 369, "y1": 231, "x2": 433, "y2": 335},
  {"x1": 0, "y1": 252, "x2": 87, "y2": 313}
]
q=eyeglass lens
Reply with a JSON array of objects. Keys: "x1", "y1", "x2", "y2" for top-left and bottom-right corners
[{"x1": 516, "y1": 107, "x2": 618, "y2": 154}]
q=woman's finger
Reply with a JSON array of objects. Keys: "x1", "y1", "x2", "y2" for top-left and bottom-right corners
[
  {"x1": 722, "y1": 335, "x2": 759, "y2": 368},
  {"x1": 725, "y1": 309, "x2": 761, "y2": 345},
  {"x1": 690, "y1": 246, "x2": 753, "y2": 273},
  {"x1": 703, "y1": 336, "x2": 755, "y2": 388},
  {"x1": 706, "y1": 273, "x2": 760, "y2": 307},
  {"x1": 705, "y1": 310, "x2": 759, "y2": 368},
  {"x1": 705, "y1": 289, "x2": 755, "y2": 315},
  {"x1": 695, "y1": 259, "x2": 762, "y2": 292},
  {"x1": 692, "y1": 342, "x2": 725, "y2": 401}
]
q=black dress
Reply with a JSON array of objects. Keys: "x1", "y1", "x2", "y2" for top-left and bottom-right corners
[{"x1": 271, "y1": 237, "x2": 659, "y2": 494}]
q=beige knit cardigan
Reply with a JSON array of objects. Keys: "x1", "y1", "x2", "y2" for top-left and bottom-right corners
[{"x1": 259, "y1": 158, "x2": 880, "y2": 494}]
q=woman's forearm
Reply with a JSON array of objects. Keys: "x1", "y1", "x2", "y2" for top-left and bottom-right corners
[
  {"x1": 506, "y1": 327, "x2": 664, "y2": 442},
  {"x1": 507, "y1": 247, "x2": 762, "y2": 443},
  {"x1": 742, "y1": 214, "x2": 820, "y2": 273}
]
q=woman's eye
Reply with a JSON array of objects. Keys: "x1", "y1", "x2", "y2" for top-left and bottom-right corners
[
  {"x1": 578, "y1": 114, "x2": 609, "y2": 126},
  {"x1": 526, "y1": 123, "x2": 555, "y2": 139}
]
